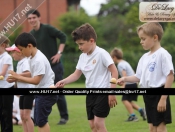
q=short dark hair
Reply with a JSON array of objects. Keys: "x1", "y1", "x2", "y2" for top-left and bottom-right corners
[
  {"x1": 71, "y1": 23, "x2": 97, "y2": 42},
  {"x1": 15, "y1": 32, "x2": 37, "y2": 47},
  {"x1": 26, "y1": 9, "x2": 40, "y2": 17}
]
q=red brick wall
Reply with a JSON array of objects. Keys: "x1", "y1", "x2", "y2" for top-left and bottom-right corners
[{"x1": 0, "y1": 0, "x2": 67, "y2": 32}]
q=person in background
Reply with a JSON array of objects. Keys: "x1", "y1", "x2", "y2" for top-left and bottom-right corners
[
  {"x1": 26, "y1": 9, "x2": 68, "y2": 125},
  {"x1": 111, "y1": 47, "x2": 146, "y2": 122}
]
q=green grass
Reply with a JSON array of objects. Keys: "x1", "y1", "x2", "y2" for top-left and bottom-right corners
[{"x1": 14, "y1": 82, "x2": 175, "y2": 132}]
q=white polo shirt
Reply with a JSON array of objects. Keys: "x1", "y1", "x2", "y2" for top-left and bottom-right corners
[
  {"x1": 76, "y1": 46, "x2": 114, "y2": 88},
  {"x1": 135, "y1": 47, "x2": 174, "y2": 88},
  {"x1": 29, "y1": 50, "x2": 55, "y2": 88},
  {"x1": 16, "y1": 57, "x2": 35, "y2": 88},
  {"x1": 0, "y1": 52, "x2": 15, "y2": 88}
]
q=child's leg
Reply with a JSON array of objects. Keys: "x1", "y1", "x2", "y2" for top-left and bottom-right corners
[
  {"x1": 157, "y1": 122, "x2": 167, "y2": 132},
  {"x1": 89, "y1": 119, "x2": 97, "y2": 132},
  {"x1": 23, "y1": 109, "x2": 34, "y2": 132},
  {"x1": 20, "y1": 109, "x2": 28, "y2": 132},
  {"x1": 149, "y1": 122, "x2": 167, "y2": 132},
  {"x1": 130, "y1": 101, "x2": 140, "y2": 110},
  {"x1": 122, "y1": 100, "x2": 134, "y2": 114},
  {"x1": 38, "y1": 123, "x2": 50, "y2": 132},
  {"x1": 93, "y1": 116, "x2": 107, "y2": 132},
  {"x1": 149, "y1": 123, "x2": 157, "y2": 132},
  {"x1": 20, "y1": 95, "x2": 34, "y2": 132}
]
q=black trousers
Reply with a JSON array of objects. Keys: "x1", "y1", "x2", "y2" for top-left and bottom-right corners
[
  {"x1": 0, "y1": 95, "x2": 14, "y2": 132},
  {"x1": 51, "y1": 62, "x2": 69, "y2": 120}
]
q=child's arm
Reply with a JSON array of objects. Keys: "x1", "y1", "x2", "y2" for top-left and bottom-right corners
[
  {"x1": 0, "y1": 64, "x2": 9, "y2": 76},
  {"x1": 108, "y1": 64, "x2": 118, "y2": 108},
  {"x1": 7, "y1": 71, "x2": 31, "y2": 84},
  {"x1": 117, "y1": 75, "x2": 140, "y2": 86},
  {"x1": 158, "y1": 70, "x2": 174, "y2": 112},
  {"x1": 8, "y1": 70, "x2": 42, "y2": 85},
  {"x1": 55, "y1": 69, "x2": 82, "y2": 88},
  {"x1": 120, "y1": 70, "x2": 127, "y2": 88},
  {"x1": 19, "y1": 71, "x2": 31, "y2": 77},
  {"x1": 108, "y1": 64, "x2": 118, "y2": 88},
  {"x1": 164, "y1": 70, "x2": 174, "y2": 88}
]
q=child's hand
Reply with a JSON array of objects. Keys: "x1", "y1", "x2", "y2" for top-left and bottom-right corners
[
  {"x1": 108, "y1": 95, "x2": 117, "y2": 108},
  {"x1": 157, "y1": 99, "x2": 166, "y2": 112},
  {"x1": 116, "y1": 77, "x2": 125, "y2": 86},
  {"x1": 6, "y1": 77, "x2": 16, "y2": 83},
  {"x1": 8, "y1": 70, "x2": 20, "y2": 80},
  {"x1": 55, "y1": 80, "x2": 65, "y2": 88}
]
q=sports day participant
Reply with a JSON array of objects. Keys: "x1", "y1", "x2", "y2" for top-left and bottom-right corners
[
  {"x1": 56, "y1": 23, "x2": 118, "y2": 132},
  {"x1": 8, "y1": 32, "x2": 58, "y2": 132},
  {"x1": 110, "y1": 47, "x2": 146, "y2": 122},
  {"x1": 117, "y1": 22, "x2": 174, "y2": 132}
]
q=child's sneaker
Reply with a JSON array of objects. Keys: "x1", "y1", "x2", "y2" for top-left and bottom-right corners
[
  {"x1": 139, "y1": 108, "x2": 147, "y2": 120},
  {"x1": 125, "y1": 115, "x2": 139, "y2": 122}
]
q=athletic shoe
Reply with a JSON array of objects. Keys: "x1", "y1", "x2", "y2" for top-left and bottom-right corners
[
  {"x1": 57, "y1": 118, "x2": 68, "y2": 125},
  {"x1": 139, "y1": 108, "x2": 147, "y2": 120},
  {"x1": 125, "y1": 115, "x2": 139, "y2": 122}
]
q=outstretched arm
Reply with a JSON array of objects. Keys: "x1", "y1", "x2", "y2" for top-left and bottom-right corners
[
  {"x1": 55, "y1": 69, "x2": 82, "y2": 88},
  {"x1": 117, "y1": 75, "x2": 140, "y2": 86}
]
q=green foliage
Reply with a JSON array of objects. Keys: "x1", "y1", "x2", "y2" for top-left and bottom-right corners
[
  {"x1": 62, "y1": 52, "x2": 85, "y2": 82},
  {"x1": 161, "y1": 25, "x2": 175, "y2": 70},
  {"x1": 56, "y1": 9, "x2": 106, "y2": 52}
]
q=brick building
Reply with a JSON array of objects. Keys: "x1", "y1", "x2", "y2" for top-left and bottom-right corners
[{"x1": 0, "y1": 0, "x2": 80, "y2": 32}]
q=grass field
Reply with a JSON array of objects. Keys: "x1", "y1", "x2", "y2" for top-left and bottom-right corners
[{"x1": 14, "y1": 83, "x2": 175, "y2": 132}]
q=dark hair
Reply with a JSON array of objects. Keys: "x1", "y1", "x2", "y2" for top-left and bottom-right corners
[
  {"x1": 15, "y1": 32, "x2": 37, "y2": 47},
  {"x1": 26, "y1": 9, "x2": 40, "y2": 17},
  {"x1": 71, "y1": 23, "x2": 97, "y2": 42}
]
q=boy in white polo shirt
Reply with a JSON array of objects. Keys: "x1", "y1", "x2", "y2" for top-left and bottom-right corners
[
  {"x1": 56, "y1": 23, "x2": 118, "y2": 132},
  {"x1": 6, "y1": 44, "x2": 35, "y2": 132},
  {"x1": 8, "y1": 32, "x2": 57, "y2": 132},
  {"x1": 117, "y1": 22, "x2": 174, "y2": 132}
]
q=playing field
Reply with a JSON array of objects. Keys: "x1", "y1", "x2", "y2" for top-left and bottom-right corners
[{"x1": 14, "y1": 83, "x2": 175, "y2": 132}]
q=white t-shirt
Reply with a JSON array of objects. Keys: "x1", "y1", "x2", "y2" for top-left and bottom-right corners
[
  {"x1": 117, "y1": 60, "x2": 135, "y2": 85},
  {"x1": 135, "y1": 47, "x2": 174, "y2": 88},
  {"x1": 76, "y1": 46, "x2": 114, "y2": 88},
  {"x1": 29, "y1": 50, "x2": 55, "y2": 88},
  {"x1": 0, "y1": 52, "x2": 15, "y2": 88},
  {"x1": 16, "y1": 57, "x2": 35, "y2": 88}
]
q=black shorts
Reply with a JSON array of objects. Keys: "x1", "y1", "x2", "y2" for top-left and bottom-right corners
[
  {"x1": 86, "y1": 95, "x2": 110, "y2": 120},
  {"x1": 19, "y1": 95, "x2": 34, "y2": 110},
  {"x1": 122, "y1": 83, "x2": 138, "y2": 101},
  {"x1": 143, "y1": 95, "x2": 171, "y2": 126}
]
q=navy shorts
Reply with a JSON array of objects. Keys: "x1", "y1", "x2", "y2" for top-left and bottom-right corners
[
  {"x1": 143, "y1": 95, "x2": 171, "y2": 126},
  {"x1": 86, "y1": 95, "x2": 110, "y2": 120},
  {"x1": 34, "y1": 95, "x2": 58, "y2": 127},
  {"x1": 19, "y1": 95, "x2": 34, "y2": 110}
]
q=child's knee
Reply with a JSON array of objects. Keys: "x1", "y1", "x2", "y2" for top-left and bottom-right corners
[{"x1": 36, "y1": 120, "x2": 47, "y2": 127}]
